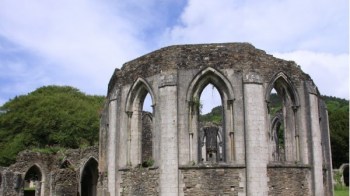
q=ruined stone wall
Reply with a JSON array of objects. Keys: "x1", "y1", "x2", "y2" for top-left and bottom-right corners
[
  {"x1": 142, "y1": 112, "x2": 153, "y2": 164},
  {"x1": 267, "y1": 166, "x2": 311, "y2": 196},
  {"x1": 119, "y1": 168, "x2": 159, "y2": 196},
  {"x1": 0, "y1": 169, "x2": 22, "y2": 196},
  {"x1": 102, "y1": 43, "x2": 333, "y2": 196},
  {"x1": 1, "y1": 146, "x2": 98, "y2": 196},
  {"x1": 51, "y1": 169, "x2": 78, "y2": 196},
  {"x1": 179, "y1": 167, "x2": 245, "y2": 196}
]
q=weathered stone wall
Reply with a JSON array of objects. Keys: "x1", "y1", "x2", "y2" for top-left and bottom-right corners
[
  {"x1": 179, "y1": 167, "x2": 245, "y2": 196},
  {"x1": 1, "y1": 146, "x2": 98, "y2": 196},
  {"x1": 51, "y1": 169, "x2": 78, "y2": 196},
  {"x1": 108, "y1": 43, "x2": 310, "y2": 92},
  {"x1": 119, "y1": 168, "x2": 159, "y2": 196},
  {"x1": 142, "y1": 112, "x2": 153, "y2": 163},
  {"x1": 101, "y1": 43, "x2": 333, "y2": 196},
  {"x1": 267, "y1": 166, "x2": 311, "y2": 196},
  {"x1": 0, "y1": 169, "x2": 22, "y2": 196}
]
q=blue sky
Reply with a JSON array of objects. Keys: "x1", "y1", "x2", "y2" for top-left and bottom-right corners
[{"x1": 0, "y1": 0, "x2": 348, "y2": 113}]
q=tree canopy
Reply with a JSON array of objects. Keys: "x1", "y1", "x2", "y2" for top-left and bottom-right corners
[
  {"x1": 0, "y1": 85, "x2": 105, "y2": 166},
  {"x1": 322, "y1": 96, "x2": 349, "y2": 168}
]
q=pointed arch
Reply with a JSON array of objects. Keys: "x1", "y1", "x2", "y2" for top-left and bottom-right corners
[
  {"x1": 186, "y1": 67, "x2": 235, "y2": 163},
  {"x1": 24, "y1": 164, "x2": 44, "y2": 196},
  {"x1": 125, "y1": 77, "x2": 155, "y2": 112},
  {"x1": 125, "y1": 77, "x2": 156, "y2": 167},
  {"x1": 265, "y1": 72, "x2": 300, "y2": 107},
  {"x1": 80, "y1": 157, "x2": 98, "y2": 196},
  {"x1": 270, "y1": 111, "x2": 285, "y2": 162},
  {"x1": 266, "y1": 72, "x2": 300, "y2": 163},
  {"x1": 186, "y1": 67, "x2": 234, "y2": 102}
]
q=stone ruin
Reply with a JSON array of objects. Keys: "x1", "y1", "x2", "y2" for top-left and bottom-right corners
[
  {"x1": 0, "y1": 43, "x2": 334, "y2": 196},
  {"x1": 0, "y1": 146, "x2": 98, "y2": 196},
  {"x1": 98, "y1": 43, "x2": 333, "y2": 196}
]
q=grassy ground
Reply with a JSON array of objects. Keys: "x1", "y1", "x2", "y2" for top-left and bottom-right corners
[{"x1": 334, "y1": 187, "x2": 349, "y2": 196}]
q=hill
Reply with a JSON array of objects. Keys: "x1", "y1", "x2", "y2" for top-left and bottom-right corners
[{"x1": 0, "y1": 85, "x2": 105, "y2": 166}]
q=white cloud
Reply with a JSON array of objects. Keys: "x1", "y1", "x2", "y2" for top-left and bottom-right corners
[
  {"x1": 273, "y1": 51, "x2": 349, "y2": 99},
  {"x1": 160, "y1": 0, "x2": 349, "y2": 100},
  {"x1": 162, "y1": 0, "x2": 348, "y2": 53},
  {"x1": 0, "y1": 0, "x2": 148, "y2": 98},
  {"x1": 0, "y1": 0, "x2": 347, "y2": 106}
]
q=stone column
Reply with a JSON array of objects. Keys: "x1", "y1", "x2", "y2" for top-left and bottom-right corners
[
  {"x1": 309, "y1": 93, "x2": 325, "y2": 196},
  {"x1": 108, "y1": 93, "x2": 118, "y2": 196},
  {"x1": 243, "y1": 72, "x2": 268, "y2": 196},
  {"x1": 158, "y1": 74, "x2": 178, "y2": 196}
]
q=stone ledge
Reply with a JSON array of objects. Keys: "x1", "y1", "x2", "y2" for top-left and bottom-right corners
[
  {"x1": 119, "y1": 166, "x2": 159, "y2": 171},
  {"x1": 179, "y1": 164, "x2": 245, "y2": 170},
  {"x1": 267, "y1": 163, "x2": 311, "y2": 168}
]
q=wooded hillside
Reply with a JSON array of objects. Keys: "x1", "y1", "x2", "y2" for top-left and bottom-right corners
[{"x1": 0, "y1": 86, "x2": 105, "y2": 166}]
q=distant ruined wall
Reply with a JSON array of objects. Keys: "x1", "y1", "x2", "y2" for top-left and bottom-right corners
[{"x1": 1, "y1": 146, "x2": 98, "y2": 196}]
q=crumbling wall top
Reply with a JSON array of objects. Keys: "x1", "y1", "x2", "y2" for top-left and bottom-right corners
[{"x1": 108, "y1": 43, "x2": 311, "y2": 94}]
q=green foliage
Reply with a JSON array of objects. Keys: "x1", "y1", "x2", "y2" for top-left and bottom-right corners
[
  {"x1": 269, "y1": 93, "x2": 282, "y2": 116},
  {"x1": 192, "y1": 97, "x2": 203, "y2": 114},
  {"x1": 141, "y1": 158, "x2": 154, "y2": 168},
  {"x1": 322, "y1": 96, "x2": 349, "y2": 169},
  {"x1": 334, "y1": 170, "x2": 344, "y2": 189},
  {"x1": 0, "y1": 85, "x2": 105, "y2": 166},
  {"x1": 334, "y1": 186, "x2": 349, "y2": 196},
  {"x1": 31, "y1": 146, "x2": 66, "y2": 155},
  {"x1": 199, "y1": 106, "x2": 222, "y2": 124}
]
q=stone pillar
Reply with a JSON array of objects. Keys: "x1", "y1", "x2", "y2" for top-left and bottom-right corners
[
  {"x1": 108, "y1": 93, "x2": 118, "y2": 196},
  {"x1": 244, "y1": 72, "x2": 268, "y2": 196},
  {"x1": 158, "y1": 74, "x2": 178, "y2": 196},
  {"x1": 309, "y1": 93, "x2": 325, "y2": 196}
]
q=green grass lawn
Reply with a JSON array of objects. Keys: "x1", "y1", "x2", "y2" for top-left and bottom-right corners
[{"x1": 334, "y1": 187, "x2": 349, "y2": 196}]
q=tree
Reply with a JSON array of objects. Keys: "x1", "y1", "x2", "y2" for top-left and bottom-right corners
[
  {"x1": 0, "y1": 85, "x2": 105, "y2": 166},
  {"x1": 322, "y1": 96, "x2": 349, "y2": 168}
]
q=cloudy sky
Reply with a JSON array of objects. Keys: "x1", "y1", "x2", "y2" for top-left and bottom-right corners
[{"x1": 0, "y1": 0, "x2": 348, "y2": 112}]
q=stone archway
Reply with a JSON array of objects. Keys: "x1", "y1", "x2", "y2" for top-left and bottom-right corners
[
  {"x1": 339, "y1": 164, "x2": 349, "y2": 187},
  {"x1": 81, "y1": 158, "x2": 98, "y2": 196},
  {"x1": 24, "y1": 165, "x2": 42, "y2": 196}
]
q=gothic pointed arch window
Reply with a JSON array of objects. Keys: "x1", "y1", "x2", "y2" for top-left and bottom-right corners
[
  {"x1": 266, "y1": 72, "x2": 300, "y2": 163},
  {"x1": 198, "y1": 84, "x2": 224, "y2": 163},
  {"x1": 186, "y1": 67, "x2": 235, "y2": 164},
  {"x1": 141, "y1": 95, "x2": 153, "y2": 167},
  {"x1": 125, "y1": 78, "x2": 155, "y2": 167},
  {"x1": 24, "y1": 165, "x2": 42, "y2": 196},
  {"x1": 81, "y1": 157, "x2": 98, "y2": 196}
]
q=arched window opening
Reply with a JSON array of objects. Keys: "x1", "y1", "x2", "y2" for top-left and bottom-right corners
[
  {"x1": 198, "y1": 84, "x2": 224, "y2": 163},
  {"x1": 24, "y1": 165, "x2": 42, "y2": 196},
  {"x1": 269, "y1": 89, "x2": 285, "y2": 162},
  {"x1": 267, "y1": 74, "x2": 299, "y2": 163},
  {"x1": 81, "y1": 158, "x2": 98, "y2": 196},
  {"x1": 141, "y1": 92, "x2": 154, "y2": 167},
  {"x1": 126, "y1": 78, "x2": 156, "y2": 167},
  {"x1": 142, "y1": 93, "x2": 152, "y2": 112}
]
